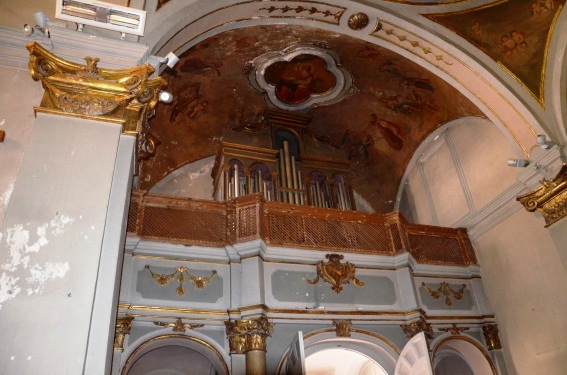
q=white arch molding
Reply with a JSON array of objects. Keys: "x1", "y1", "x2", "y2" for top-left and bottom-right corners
[
  {"x1": 146, "y1": 0, "x2": 544, "y2": 157},
  {"x1": 276, "y1": 328, "x2": 400, "y2": 375},
  {"x1": 120, "y1": 332, "x2": 230, "y2": 375},
  {"x1": 431, "y1": 334, "x2": 496, "y2": 375}
]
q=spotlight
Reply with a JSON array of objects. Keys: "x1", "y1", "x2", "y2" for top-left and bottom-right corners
[
  {"x1": 536, "y1": 134, "x2": 553, "y2": 150},
  {"x1": 159, "y1": 90, "x2": 173, "y2": 103},
  {"x1": 23, "y1": 24, "x2": 34, "y2": 36},
  {"x1": 507, "y1": 159, "x2": 529, "y2": 167},
  {"x1": 165, "y1": 52, "x2": 179, "y2": 69},
  {"x1": 34, "y1": 11, "x2": 49, "y2": 29}
]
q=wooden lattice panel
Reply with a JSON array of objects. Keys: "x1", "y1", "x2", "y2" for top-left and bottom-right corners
[
  {"x1": 266, "y1": 211, "x2": 392, "y2": 254},
  {"x1": 126, "y1": 198, "x2": 139, "y2": 234},
  {"x1": 236, "y1": 203, "x2": 260, "y2": 242},
  {"x1": 127, "y1": 193, "x2": 478, "y2": 266},
  {"x1": 140, "y1": 202, "x2": 227, "y2": 246},
  {"x1": 407, "y1": 233, "x2": 464, "y2": 265}
]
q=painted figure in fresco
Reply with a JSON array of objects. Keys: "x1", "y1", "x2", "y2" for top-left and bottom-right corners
[
  {"x1": 370, "y1": 114, "x2": 405, "y2": 151},
  {"x1": 532, "y1": 0, "x2": 555, "y2": 15},
  {"x1": 501, "y1": 30, "x2": 528, "y2": 58},
  {"x1": 179, "y1": 58, "x2": 222, "y2": 76},
  {"x1": 264, "y1": 54, "x2": 336, "y2": 105},
  {"x1": 169, "y1": 82, "x2": 208, "y2": 122}
]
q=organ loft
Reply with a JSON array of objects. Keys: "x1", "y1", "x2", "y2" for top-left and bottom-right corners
[{"x1": 212, "y1": 109, "x2": 355, "y2": 211}]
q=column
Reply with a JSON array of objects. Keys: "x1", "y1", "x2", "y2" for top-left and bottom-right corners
[
  {"x1": 0, "y1": 42, "x2": 165, "y2": 374},
  {"x1": 225, "y1": 316, "x2": 274, "y2": 375}
]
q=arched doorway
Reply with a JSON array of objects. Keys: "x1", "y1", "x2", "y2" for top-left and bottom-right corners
[
  {"x1": 121, "y1": 334, "x2": 229, "y2": 375},
  {"x1": 306, "y1": 348, "x2": 388, "y2": 375},
  {"x1": 432, "y1": 336, "x2": 495, "y2": 375}
]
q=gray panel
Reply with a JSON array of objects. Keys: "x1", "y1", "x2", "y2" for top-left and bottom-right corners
[
  {"x1": 271, "y1": 271, "x2": 396, "y2": 305},
  {"x1": 137, "y1": 267, "x2": 223, "y2": 303}
]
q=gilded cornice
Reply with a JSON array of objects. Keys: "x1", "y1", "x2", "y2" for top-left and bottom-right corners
[
  {"x1": 27, "y1": 42, "x2": 166, "y2": 147},
  {"x1": 517, "y1": 164, "x2": 567, "y2": 227}
]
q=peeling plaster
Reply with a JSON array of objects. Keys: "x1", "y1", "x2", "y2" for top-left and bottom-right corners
[
  {"x1": 0, "y1": 214, "x2": 74, "y2": 310},
  {"x1": 0, "y1": 181, "x2": 14, "y2": 211}
]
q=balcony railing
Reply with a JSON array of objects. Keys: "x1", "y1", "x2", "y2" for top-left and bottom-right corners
[{"x1": 127, "y1": 192, "x2": 477, "y2": 266}]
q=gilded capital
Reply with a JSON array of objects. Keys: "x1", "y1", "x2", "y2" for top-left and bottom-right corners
[
  {"x1": 333, "y1": 319, "x2": 352, "y2": 337},
  {"x1": 401, "y1": 317, "x2": 433, "y2": 340},
  {"x1": 482, "y1": 324, "x2": 502, "y2": 351},
  {"x1": 225, "y1": 316, "x2": 274, "y2": 354},
  {"x1": 27, "y1": 42, "x2": 167, "y2": 159},
  {"x1": 114, "y1": 315, "x2": 134, "y2": 351},
  {"x1": 517, "y1": 164, "x2": 567, "y2": 227}
]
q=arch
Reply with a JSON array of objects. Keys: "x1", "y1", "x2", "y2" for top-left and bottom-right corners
[
  {"x1": 121, "y1": 333, "x2": 230, "y2": 375},
  {"x1": 395, "y1": 116, "x2": 519, "y2": 225},
  {"x1": 147, "y1": 1, "x2": 544, "y2": 156},
  {"x1": 431, "y1": 335, "x2": 496, "y2": 375},
  {"x1": 276, "y1": 328, "x2": 400, "y2": 375}
]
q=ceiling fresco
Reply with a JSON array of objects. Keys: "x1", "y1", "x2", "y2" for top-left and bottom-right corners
[
  {"x1": 426, "y1": 0, "x2": 565, "y2": 103},
  {"x1": 140, "y1": 25, "x2": 483, "y2": 213}
]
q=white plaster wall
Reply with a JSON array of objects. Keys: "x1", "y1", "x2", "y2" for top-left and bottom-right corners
[
  {"x1": 473, "y1": 210, "x2": 567, "y2": 375},
  {"x1": 0, "y1": 66, "x2": 44, "y2": 229},
  {"x1": 0, "y1": 113, "x2": 123, "y2": 374}
]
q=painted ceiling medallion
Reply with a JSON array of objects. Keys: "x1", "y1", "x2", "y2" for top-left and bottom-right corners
[{"x1": 248, "y1": 44, "x2": 353, "y2": 112}]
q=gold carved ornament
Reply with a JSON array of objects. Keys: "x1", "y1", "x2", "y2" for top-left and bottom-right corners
[
  {"x1": 225, "y1": 316, "x2": 274, "y2": 354},
  {"x1": 482, "y1": 324, "x2": 502, "y2": 351},
  {"x1": 306, "y1": 253, "x2": 364, "y2": 294},
  {"x1": 145, "y1": 265, "x2": 217, "y2": 296},
  {"x1": 27, "y1": 42, "x2": 166, "y2": 159},
  {"x1": 401, "y1": 317, "x2": 434, "y2": 340},
  {"x1": 422, "y1": 281, "x2": 466, "y2": 306},
  {"x1": 517, "y1": 164, "x2": 567, "y2": 227},
  {"x1": 153, "y1": 317, "x2": 204, "y2": 333},
  {"x1": 333, "y1": 319, "x2": 352, "y2": 337},
  {"x1": 438, "y1": 323, "x2": 470, "y2": 336},
  {"x1": 114, "y1": 315, "x2": 134, "y2": 351}
]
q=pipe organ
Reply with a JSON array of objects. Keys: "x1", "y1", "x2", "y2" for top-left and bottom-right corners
[{"x1": 212, "y1": 109, "x2": 356, "y2": 211}]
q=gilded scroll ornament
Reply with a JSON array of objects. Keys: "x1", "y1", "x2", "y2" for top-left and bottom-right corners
[
  {"x1": 482, "y1": 324, "x2": 502, "y2": 351},
  {"x1": 153, "y1": 318, "x2": 204, "y2": 333},
  {"x1": 422, "y1": 281, "x2": 466, "y2": 306},
  {"x1": 225, "y1": 316, "x2": 274, "y2": 353},
  {"x1": 27, "y1": 42, "x2": 166, "y2": 157},
  {"x1": 114, "y1": 315, "x2": 134, "y2": 351},
  {"x1": 333, "y1": 319, "x2": 352, "y2": 337},
  {"x1": 517, "y1": 164, "x2": 567, "y2": 227},
  {"x1": 145, "y1": 265, "x2": 217, "y2": 296},
  {"x1": 439, "y1": 323, "x2": 470, "y2": 336},
  {"x1": 307, "y1": 253, "x2": 364, "y2": 293},
  {"x1": 400, "y1": 317, "x2": 433, "y2": 340}
]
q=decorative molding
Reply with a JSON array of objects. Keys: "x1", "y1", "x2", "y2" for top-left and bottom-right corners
[
  {"x1": 332, "y1": 319, "x2": 352, "y2": 337},
  {"x1": 348, "y1": 13, "x2": 369, "y2": 30},
  {"x1": 114, "y1": 315, "x2": 134, "y2": 351},
  {"x1": 27, "y1": 41, "x2": 164, "y2": 131},
  {"x1": 401, "y1": 316, "x2": 433, "y2": 340},
  {"x1": 370, "y1": 20, "x2": 453, "y2": 66},
  {"x1": 306, "y1": 253, "x2": 364, "y2": 293},
  {"x1": 153, "y1": 317, "x2": 204, "y2": 333},
  {"x1": 438, "y1": 323, "x2": 469, "y2": 336},
  {"x1": 517, "y1": 163, "x2": 567, "y2": 227},
  {"x1": 225, "y1": 316, "x2": 274, "y2": 354},
  {"x1": 257, "y1": 4, "x2": 346, "y2": 25},
  {"x1": 145, "y1": 265, "x2": 217, "y2": 296},
  {"x1": 482, "y1": 324, "x2": 502, "y2": 351},
  {"x1": 422, "y1": 281, "x2": 466, "y2": 306}
]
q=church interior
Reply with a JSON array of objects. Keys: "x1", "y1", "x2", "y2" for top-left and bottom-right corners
[{"x1": 1, "y1": 0, "x2": 567, "y2": 374}]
